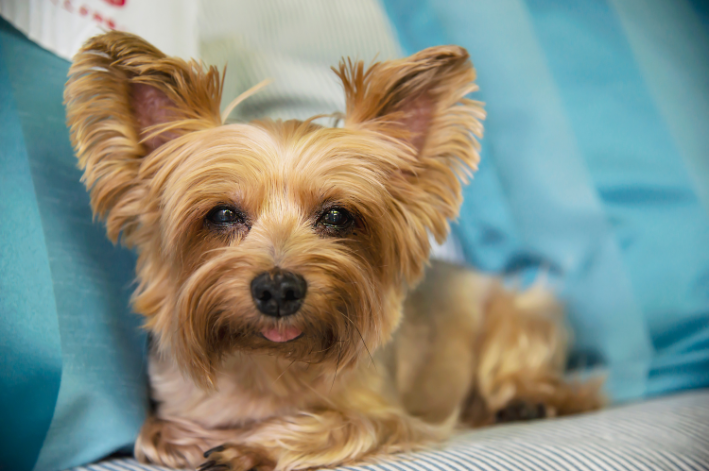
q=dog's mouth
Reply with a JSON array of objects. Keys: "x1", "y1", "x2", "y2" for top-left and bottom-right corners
[{"x1": 260, "y1": 326, "x2": 303, "y2": 343}]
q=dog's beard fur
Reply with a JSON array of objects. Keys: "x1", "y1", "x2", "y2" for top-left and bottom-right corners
[{"x1": 65, "y1": 32, "x2": 600, "y2": 471}]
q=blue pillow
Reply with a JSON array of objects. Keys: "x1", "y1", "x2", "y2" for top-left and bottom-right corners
[
  {"x1": 0, "y1": 20, "x2": 147, "y2": 471},
  {"x1": 381, "y1": 0, "x2": 709, "y2": 401}
]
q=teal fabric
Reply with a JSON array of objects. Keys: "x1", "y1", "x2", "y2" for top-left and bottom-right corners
[
  {"x1": 0, "y1": 20, "x2": 148, "y2": 471},
  {"x1": 381, "y1": 0, "x2": 709, "y2": 401},
  {"x1": 0, "y1": 25, "x2": 63, "y2": 471}
]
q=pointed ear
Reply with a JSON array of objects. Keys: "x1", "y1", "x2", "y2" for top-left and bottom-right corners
[
  {"x1": 335, "y1": 47, "x2": 485, "y2": 281},
  {"x1": 335, "y1": 46, "x2": 484, "y2": 157},
  {"x1": 64, "y1": 31, "x2": 223, "y2": 243}
]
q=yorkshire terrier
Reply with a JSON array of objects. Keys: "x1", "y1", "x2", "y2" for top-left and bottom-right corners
[{"x1": 65, "y1": 32, "x2": 602, "y2": 471}]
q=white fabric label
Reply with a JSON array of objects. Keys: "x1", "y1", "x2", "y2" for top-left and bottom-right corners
[{"x1": 0, "y1": 0, "x2": 197, "y2": 60}]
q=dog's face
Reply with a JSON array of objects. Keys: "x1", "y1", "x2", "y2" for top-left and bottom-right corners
[{"x1": 65, "y1": 33, "x2": 483, "y2": 387}]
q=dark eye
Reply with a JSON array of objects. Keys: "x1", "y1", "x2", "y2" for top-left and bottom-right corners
[
  {"x1": 318, "y1": 207, "x2": 353, "y2": 229},
  {"x1": 206, "y1": 205, "x2": 242, "y2": 226}
]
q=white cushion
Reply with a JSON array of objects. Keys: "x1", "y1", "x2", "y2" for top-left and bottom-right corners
[{"x1": 68, "y1": 390, "x2": 709, "y2": 471}]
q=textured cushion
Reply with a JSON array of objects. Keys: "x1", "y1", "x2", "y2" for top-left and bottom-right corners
[{"x1": 67, "y1": 390, "x2": 709, "y2": 471}]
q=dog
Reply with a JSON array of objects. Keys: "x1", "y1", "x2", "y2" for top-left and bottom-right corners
[{"x1": 64, "y1": 31, "x2": 602, "y2": 471}]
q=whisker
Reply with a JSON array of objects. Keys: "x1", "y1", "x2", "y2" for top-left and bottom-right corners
[
  {"x1": 272, "y1": 357, "x2": 298, "y2": 386},
  {"x1": 330, "y1": 338, "x2": 344, "y2": 393},
  {"x1": 336, "y1": 309, "x2": 375, "y2": 370}
]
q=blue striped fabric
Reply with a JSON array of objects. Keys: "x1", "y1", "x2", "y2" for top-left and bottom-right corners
[{"x1": 68, "y1": 390, "x2": 709, "y2": 471}]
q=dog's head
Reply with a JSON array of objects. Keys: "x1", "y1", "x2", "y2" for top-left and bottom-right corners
[{"x1": 65, "y1": 32, "x2": 483, "y2": 387}]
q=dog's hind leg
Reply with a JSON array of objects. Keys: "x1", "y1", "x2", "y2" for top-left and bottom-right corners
[{"x1": 465, "y1": 283, "x2": 604, "y2": 425}]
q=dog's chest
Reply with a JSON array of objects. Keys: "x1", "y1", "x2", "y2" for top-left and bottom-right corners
[{"x1": 148, "y1": 351, "x2": 330, "y2": 428}]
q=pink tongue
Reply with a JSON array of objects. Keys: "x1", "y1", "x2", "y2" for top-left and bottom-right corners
[{"x1": 261, "y1": 326, "x2": 302, "y2": 343}]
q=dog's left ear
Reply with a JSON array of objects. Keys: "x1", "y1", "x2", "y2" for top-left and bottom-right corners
[
  {"x1": 335, "y1": 47, "x2": 485, "y2": 280},
  {"x1": 336, "y1": 46, "x2": 483, "y2": 155}
]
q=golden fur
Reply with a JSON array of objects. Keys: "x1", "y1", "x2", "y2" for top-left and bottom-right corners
[{"x1": 65, "y1": 32, "x2": 602, "y2": 471}]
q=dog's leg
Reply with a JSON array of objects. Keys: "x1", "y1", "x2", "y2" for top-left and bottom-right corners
[
  {"x1": 136, "y1": 390, "x2": 446, "y2": 471},
  {"x1": 393, "y1": 261, "x2": 489, "y2": 425},
  {"x1": 135, "y1": 415, "x2": 283, "y2": 470},
  {"x1": 199, "y1": 392, "x2": 447, "y2": 471},
  {"x1": 135, "y1": 415, "x2": 236, "y2": 469},
  {"x1": 468, "y1": 284, "x2": 603, "y2": 425}
]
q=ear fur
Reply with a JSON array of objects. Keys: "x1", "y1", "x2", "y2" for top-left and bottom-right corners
[
  {"x1": 335, "y1": 46, "x2": 485, "y2": 281},
  {"x1": 64, "y1": 31, "x2": 223, "y2": 244},
  {"x1": 335, "y1": 46, "x2": 483, "y2": 153}
]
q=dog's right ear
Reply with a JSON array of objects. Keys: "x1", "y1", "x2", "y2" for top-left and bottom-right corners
[{"x1": 65, "y1": 32, "x2": 223, "y2": 244}]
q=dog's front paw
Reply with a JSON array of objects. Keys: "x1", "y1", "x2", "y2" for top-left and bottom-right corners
[{"x1": 199, "y1": 444, "x2": 275, "y2": 471}]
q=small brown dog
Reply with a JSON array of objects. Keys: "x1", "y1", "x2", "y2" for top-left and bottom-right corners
[{"x1": 65, "y1": 32, "x2": 601, "y2": 471}]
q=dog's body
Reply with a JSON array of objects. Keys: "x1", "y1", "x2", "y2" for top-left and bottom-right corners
[{"x1": 65, "y1": 32, "x2": 601, "y2": 471}]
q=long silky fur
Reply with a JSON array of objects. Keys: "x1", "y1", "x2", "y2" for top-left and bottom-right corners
[
  {"x1": 65, "y1": 31, "x2": 223, "y2": 244},
  {"x1": 335, "y1": 46, "x2": 484, "y2": 284}
]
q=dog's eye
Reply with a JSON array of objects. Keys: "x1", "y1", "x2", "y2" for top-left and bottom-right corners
[
  {"x1": 206, "y1": 205, "x2": 243, "y2": 226},
  {"x1": 318, "y1": 207, "x2": 352, "y2": 228}
]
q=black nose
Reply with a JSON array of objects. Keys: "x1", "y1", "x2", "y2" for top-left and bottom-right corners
[{"x1": 250, "y1": 269, "x2": 307, "y2": 317}]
